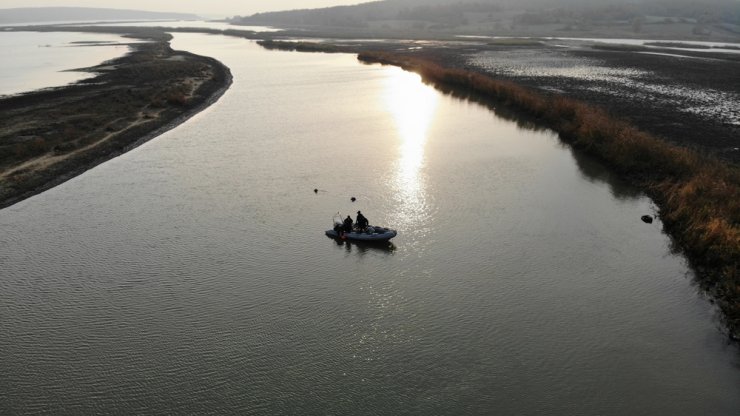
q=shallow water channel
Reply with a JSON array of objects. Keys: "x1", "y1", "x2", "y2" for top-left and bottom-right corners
[
  {"x1": 0, "y1": 31, "x2": 135, "y2": 96},
  {"x1": 1, "y1": 33, "x2": 738, "y2": 414}
]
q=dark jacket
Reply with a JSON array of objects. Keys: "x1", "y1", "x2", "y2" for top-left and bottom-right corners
[
  {"x1": 356, "y1": 212, "x2": 368, "y2": 228},
  {"x1": 343, "y1": 216, "x2": 353, "y2": 232}
]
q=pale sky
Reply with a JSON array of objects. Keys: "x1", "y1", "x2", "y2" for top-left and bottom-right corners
[{"x1": 0, "y1": 1, "x2": 365, "y2": 17}]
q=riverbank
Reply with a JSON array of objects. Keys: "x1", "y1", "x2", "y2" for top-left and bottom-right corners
[
  {"x1": 0, "y1": 30, "x2": 232, "y2": 209},
  {"x1": 251, "y1": 38, "x2": 740, "y2": 339},
  {"x1": 356, "y1": 51, "x2": 740, "y2": 340},
  {"x1": 259, "y1": 38, "x2": 740, "y2": 163},
  {"x1": 1, "y1": 26, "x2": 737, "y2": 339}
]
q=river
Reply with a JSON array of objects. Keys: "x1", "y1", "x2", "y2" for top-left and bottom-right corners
[
  {"x1": 0, "y1": 31, "x2": 138, "y2": 96},
  {"x1": 0, "y1": 32, "x2": 738, "y2": 415}
]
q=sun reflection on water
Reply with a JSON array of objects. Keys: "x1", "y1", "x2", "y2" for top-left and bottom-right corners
[{"x1": 383, "y1": 68, "x2": 439, "y2": 230}]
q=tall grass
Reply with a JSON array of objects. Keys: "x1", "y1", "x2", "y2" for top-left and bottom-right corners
[
  {"x1": 358, "y1": 51, "x2": 740, "y2": 338},
  {"x1": 257, "y1": 40, "x2": 348, "y2": 53}
]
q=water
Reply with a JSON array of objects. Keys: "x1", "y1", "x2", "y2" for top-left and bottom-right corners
[
  {"x1": 0, "y1": 33, "x2": 738, "y2": 415},
  {"x1": 555, "y1": 37, "x2": 740, "y2": 54},
  {"x1": 456, "y1": 35, "x2": 740, "y2": 54},
  {"x1": 468, "y1": 49, "x2": 740, "y2": 127},
  {"x1": 92, "y1": 20, "x2": 281, "y2": 32},
  {"x1": 0, "y1": 31, "x2": 137, "y2": 96}
]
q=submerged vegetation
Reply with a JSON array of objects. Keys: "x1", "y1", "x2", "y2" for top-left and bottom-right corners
[{"x1": 358, "y1": 51, "x2": 740, "y2": 338}]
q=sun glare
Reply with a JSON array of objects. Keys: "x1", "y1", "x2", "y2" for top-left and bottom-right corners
[{"x1": 383, "y1": 67, "x2": 439, "y2": 227}]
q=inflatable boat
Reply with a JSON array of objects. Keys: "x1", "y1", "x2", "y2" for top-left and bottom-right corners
[{"x1": 326, "y1": 223, "x2": 397, "y2": 242}]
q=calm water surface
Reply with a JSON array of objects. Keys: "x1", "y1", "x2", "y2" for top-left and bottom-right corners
[
  {"x1": 92, "y1": 20, "x2": 281, "y2": 32},
  {"x1": 0, "y1": 31, "x2": 135, "y2": 96},
  {"x1": 1, "y1": 33, "x2": 738, "y2": 415}
]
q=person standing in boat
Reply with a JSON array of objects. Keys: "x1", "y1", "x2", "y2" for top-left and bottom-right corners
[
  {"x1": 356, "y1": 211, "x2": 368, "y2": 231},
  {"x1": 343, "y1": 215, "x2": 354, "y2": 234}
]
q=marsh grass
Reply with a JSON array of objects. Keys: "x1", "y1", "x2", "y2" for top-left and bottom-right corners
[
  {"x1": 358, "y1": 51, "x2": 740, "y2": 337},
  {"x1": 644, "y1": 42, "x2": 712, "y2": 49},
  {"x1": 590, "y1": 44, "x2": 650, "y2": 52},
  {"x1": 10, "y1": 137, "x2": 49, "y2": 159},
  {"x1": 257, "y1": 40, "x2": 349, "y2": 53},
  {"x1": 487, "y1": 38, "x2": 544, "y2": 46}
]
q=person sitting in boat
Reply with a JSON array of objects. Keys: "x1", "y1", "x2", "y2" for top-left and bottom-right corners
[
  {"x1": 356, "y1": 211, "x2": 368, "y2": 231},
  {"x1": 343, "y1": 215, "x2": 354, "y2": 233}
]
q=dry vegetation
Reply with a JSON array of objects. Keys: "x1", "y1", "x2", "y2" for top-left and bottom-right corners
[
  {"x1": 0, "y1": 33, "x2": 231, "y2": 208},
  {"x1": 358, "y1": 51, "x2": 740, "y2": 338},
  {"x1": 257, "y1": 40, "x2": 351, "y2": 53}
]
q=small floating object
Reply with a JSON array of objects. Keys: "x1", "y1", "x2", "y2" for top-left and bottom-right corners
[
  {"x1": 641, "y1": 215, "x2": 653, "y2": 224},
  {"x1": 350, "y1": 197, "x2": 356, "y2": 202},
  {"x1": 314, "y1": 188, "x2": 318, "y2": 193}
]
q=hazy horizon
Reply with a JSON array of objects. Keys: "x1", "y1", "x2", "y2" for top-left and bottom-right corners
[
  {"x1": 0, "y1": 1, "x2": 365, "y2": 18},
  {"x1": 3, "y1": 0, "x2": 740, "y2": 19}
]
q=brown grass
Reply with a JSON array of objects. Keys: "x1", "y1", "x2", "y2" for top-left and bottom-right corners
[
  {"x1": 12, "y1": 137, "x2": 49, "y2": 159},
  {"x1": 358, "y1": 51, "x2": 740, "y2": 338},
  {"x1": 487, "y1": 38, "x2": 544, "y2": 46},
  {"x1": 257, "y1": 40, "x2": 349, "y2": 53}
]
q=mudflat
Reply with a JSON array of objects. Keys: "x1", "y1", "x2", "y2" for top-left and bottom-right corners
[{"x1": 0, "y1": 30, "x2": 231, "y2": 208}]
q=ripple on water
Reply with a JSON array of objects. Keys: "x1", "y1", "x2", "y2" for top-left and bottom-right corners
[{"x1": 0, "y1": 33, "x2": 738, "y2": 415}]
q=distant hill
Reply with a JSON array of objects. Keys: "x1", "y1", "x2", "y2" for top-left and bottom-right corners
[
  {"x1": 229, "y1": 0, "x2": 740, "y2": 38},
  {"x1": 0, "y1": 7, "x2": 200, "y2": 24}
]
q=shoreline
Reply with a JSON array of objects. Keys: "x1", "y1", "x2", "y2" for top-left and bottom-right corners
[
  {"x1": 248, "y1": 38, "x2": 739, "y2": 340},
  {"x1": 0, "y1": 31, "x2": 233, "y2": 209},
  {"x1": 0, "y1": 58, "x2": 233, "y2": 210},
  {"x1": 257, "y1": 39, "x2": 740, "y2": 163},
  {"x1": 355, "y1": 51, "x2": 740, "y2": 340},
  {"x1": 1, "y1": 27, "x2": 737, "y2": 339}
]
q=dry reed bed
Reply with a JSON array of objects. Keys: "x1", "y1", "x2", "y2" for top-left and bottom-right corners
[{"x1": 358, "y1": 51, "x2": 740, "y2": 338}]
